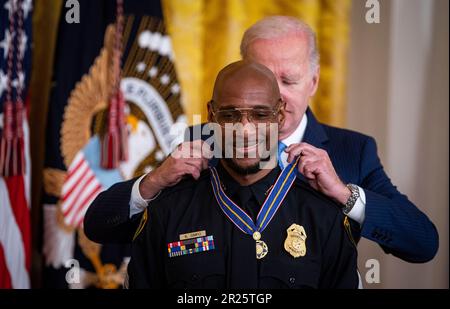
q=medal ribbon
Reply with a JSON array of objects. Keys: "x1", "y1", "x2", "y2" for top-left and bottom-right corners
[{"x1": 210, "y1": 157, "x2": 299, "y2": 236}]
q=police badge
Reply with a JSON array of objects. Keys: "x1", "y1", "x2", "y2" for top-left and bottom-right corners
[{"x1": 284, "y1": 224, "x2": 307, "y2": 258}]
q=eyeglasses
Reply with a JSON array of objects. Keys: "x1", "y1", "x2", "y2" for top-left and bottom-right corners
[{"x1": 209, "y1": 100, "x2": 284, "y2": 126}]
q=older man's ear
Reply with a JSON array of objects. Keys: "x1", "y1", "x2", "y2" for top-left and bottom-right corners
[{"x1": 309, "y1": 67, "x2": 320, "y2": 97}]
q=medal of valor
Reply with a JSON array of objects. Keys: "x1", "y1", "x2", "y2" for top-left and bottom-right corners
[
  {"x1": 253, "y1": 231, "x2": 268, "y2": 259},
  {"x1": 210, "y1": 158, "x2": 299, "y2": 260},
  {"x1": 284, "y1": 224, "x2": 307, "y2": 258}
]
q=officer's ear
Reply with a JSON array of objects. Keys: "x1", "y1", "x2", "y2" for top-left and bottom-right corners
[{"x1": 207, "y1": 100, "x2": 214, "y2": 123}]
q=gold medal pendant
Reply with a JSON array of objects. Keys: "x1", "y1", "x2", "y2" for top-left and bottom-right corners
[
  {"x1": 253, "y1": 232, "x2": 268, "y2": 259},
  {"x1": 255, "y1": 240, "x2": 268, "y2": 259}
]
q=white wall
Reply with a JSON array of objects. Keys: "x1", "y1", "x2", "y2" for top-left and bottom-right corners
[{"x1": 347, "y1": 0, "x2": 448, "y2": 288}]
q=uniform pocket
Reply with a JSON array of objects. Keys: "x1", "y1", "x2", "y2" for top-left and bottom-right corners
[
  {"x1": 259, "y1": 257, "x2": 320, "y2": 289},
  {"x1": 165, "y1": 250, "x2": 226, "y2": 288}
]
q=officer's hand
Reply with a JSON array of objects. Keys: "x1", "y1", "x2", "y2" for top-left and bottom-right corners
[
  {"x1": 285, "y1": 142, "x2": 351, "y2": 205},
  {"x1": 139, "y1": 140, "x2": 212, "y2": 199}
]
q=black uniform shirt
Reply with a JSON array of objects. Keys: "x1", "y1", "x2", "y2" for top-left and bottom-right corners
[{"x1": 128, "y1": 162, "x2": 359, "y2": 289}]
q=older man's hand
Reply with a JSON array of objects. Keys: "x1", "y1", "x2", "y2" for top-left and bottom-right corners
[
  {"x1": 285, "y1": 142, "x2": 351, "y2": 205},
  {"x1": 139, "y1": 140, "x2": 212, "y2": 199}
]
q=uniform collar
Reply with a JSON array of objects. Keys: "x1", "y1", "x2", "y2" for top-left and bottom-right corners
[{"x1": 215, "y1": 161, "x2": 281, "y2": 206}]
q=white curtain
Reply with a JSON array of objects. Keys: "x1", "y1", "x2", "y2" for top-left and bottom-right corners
[{"x1": 347, "y1": 0, "x2": 448, "y2": 288}]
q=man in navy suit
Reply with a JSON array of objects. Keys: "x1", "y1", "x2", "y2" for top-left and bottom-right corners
[{"x1": 84, "y1": 16, "x2": 438, "y2": 263}]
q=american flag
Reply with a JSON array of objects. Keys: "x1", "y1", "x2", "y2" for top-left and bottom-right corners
[
  {"x1": 60, "y1": 151, "x2": 103, "y2": 228},
  {"x1": 0, "y1": 0, "x2": 33, "y2": 289}
]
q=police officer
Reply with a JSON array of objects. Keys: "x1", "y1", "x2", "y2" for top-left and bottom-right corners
[{"x1": 127, "y1": 61, "x2": 358, "y2": 288}]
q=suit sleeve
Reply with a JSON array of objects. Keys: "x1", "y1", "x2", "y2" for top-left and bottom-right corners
[
  {"x1": 84, "y1": 177, "x2": 143, "y2": 244},
  {"x1": 359, "y1": 137, "x2": 439, "y2": 262},
  {"x1": 319, "y1": 212, "x2": 359, "y2": 289},
  {"x1": 128, "y1": 208, "x2": 166, "y2": 288}
]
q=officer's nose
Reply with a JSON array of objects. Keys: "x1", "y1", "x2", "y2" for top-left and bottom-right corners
[{"x1": 239, "y1": 112, "x2": 252, "y2": 126}]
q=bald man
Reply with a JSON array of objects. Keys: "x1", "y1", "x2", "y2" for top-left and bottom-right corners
[{"x1": 127, "y1": 61, "x2": 358, "y2": 289}]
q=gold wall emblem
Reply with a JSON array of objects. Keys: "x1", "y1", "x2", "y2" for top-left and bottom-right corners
[{"x1": 284, "y1": 224, "x2": 307, "y2": 258}]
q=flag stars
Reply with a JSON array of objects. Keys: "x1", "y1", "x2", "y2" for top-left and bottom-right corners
[
  {"x1": 0, "y1": 70, "x2": 8, "y2": 98},
  {"x1": 0, "y1": 30, "x2": 12, "y2": 59},
  {"x1": 3, "y1": 0, "x2": 17, "y2": 18},
  {"x1": 21, "y1": 0, "x2": 32, "y2": 18},
  {"x1": 148, "y1": 66, "x2": 158, "y2": 78},
  {"x1": 171, "y1": 83, "x2": 180, "y2": 95},
  {"x1": 160, "y1": 74, "x2": 170, "y2": 85},
  {"x1": 12, "y1": 72, "x2": 24, "y2": 90},
  {"x1": 136, "y1": 62, "x2": 146, "y2": 73},
  {"x1": 4, "y1": 0, "x2": 32, "y2": 19},
  {"x1": 0, "y1": 32, "x2": 27, "y2": 60}
]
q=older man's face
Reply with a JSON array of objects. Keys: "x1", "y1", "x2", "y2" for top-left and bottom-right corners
[{"x1": 245, "y1": 34, "x2": 319, "y2": 140}]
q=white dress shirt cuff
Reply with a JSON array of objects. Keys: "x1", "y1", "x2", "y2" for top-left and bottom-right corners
[
  {"x1": 129, "y1": 174, "x2": 161, "y2": 218},
  {"x1": 345, "y1": 186, "x2": 366, "y2": 226}
]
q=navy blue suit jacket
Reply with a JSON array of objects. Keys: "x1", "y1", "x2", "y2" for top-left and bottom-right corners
[{"x1": 84, "y1": 109, "x2": 439, "y2": 263}]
